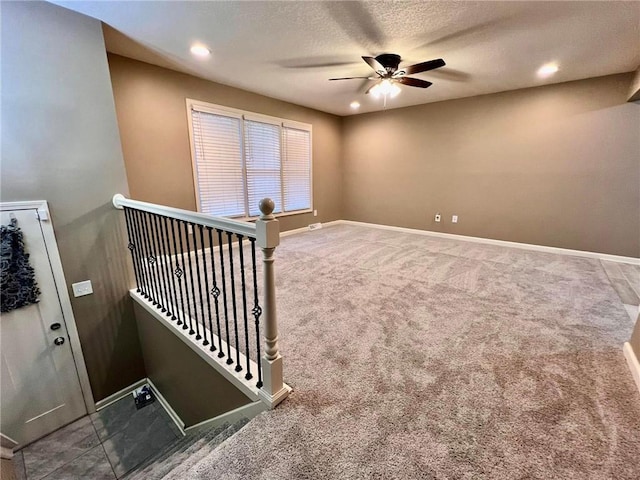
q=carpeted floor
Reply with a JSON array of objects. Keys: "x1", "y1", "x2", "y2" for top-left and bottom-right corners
[{"x1": 181, "y1": 224, "x2": 640, "y2": 479}]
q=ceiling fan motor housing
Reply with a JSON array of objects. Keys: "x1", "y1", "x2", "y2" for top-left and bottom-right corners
[{"x1": 375, "y1": 53, "x2": 401, "y2": 73}]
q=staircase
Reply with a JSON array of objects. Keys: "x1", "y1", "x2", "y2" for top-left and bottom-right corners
[{"x1": 125, "y1": 418, "x2": 249, "y2": 479}]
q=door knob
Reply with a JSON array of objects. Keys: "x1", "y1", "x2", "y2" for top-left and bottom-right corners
[
  {"x1": 50, "y1": 323, "x2": 61, "y2": 330},
  {"x1": 54, "y1": 337, "x2": 65, "y2": 346}
]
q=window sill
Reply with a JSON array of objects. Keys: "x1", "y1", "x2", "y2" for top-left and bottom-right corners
[{"x1": 238, "y1": 208, "x2": 313, "y2": 222}]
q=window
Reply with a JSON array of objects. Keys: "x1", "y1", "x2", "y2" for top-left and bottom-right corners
[{"x1": 187, "y1": 100, "x2": 312, "y2": 218}]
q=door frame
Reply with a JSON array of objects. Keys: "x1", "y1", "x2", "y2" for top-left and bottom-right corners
[{"x1": 1, "y1": 200, "x2": 96, "y2": 413}]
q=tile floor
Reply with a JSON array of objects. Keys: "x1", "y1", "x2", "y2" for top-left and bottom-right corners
[{"x1": 13, "y1": 394, "x2": 182, "y2": 480}]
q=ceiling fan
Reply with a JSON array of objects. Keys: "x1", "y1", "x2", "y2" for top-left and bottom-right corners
[{"x1": 330, "y1": 53, "x2": 445, "y2": 98}]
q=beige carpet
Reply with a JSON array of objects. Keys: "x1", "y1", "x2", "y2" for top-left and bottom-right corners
[{"x1": 175, "y1": 224, "x2": 640, "y2": 479}]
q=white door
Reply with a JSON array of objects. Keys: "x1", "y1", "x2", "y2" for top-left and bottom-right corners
[{"x1": 0, "y1": 208, "x2": 86, "y2": 446}]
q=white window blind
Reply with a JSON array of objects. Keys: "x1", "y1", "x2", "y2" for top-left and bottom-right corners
[
  {"x1": 244, "y1": 120, "x2": 282, "y2": 216},
  {"x1": 283, "y1": 127, "x2": 311, "y2": 212},
  {"x1": 188, "y1": 100, "x2": 312, "y2": 218},
  {"x1": 191, "y1": 111, "x2": 245, "y2": 217}
]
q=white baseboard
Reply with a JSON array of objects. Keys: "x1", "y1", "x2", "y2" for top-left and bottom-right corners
[
  {"x1": 185, "y1": 401, "x2": 266, "y2": 433},
  {"x1": 280, "y1": 220, "x2": 341, "y2": 238},
  {"x1": 146, "y1": 378, "x2": 186, "y2": 436},
  {"x1": 335, "y1": 220, "x2": 639, "y2": 265},
  {"x1": 95, "y1": 378, "x2": 148, "y2": 411},
  {"x1": 1, "y1": 433, "x2": 18, "y2": 459},
  {"x1": 623, "y1": 342, "x2": 640, "y2": 396}
]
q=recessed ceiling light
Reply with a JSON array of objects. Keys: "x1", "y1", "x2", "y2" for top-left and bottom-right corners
[
  {"x1": 350, "y1": 101, "x2": 360, "y2": 110},
  {"x1": 190, "y1": 44, "x2": 211, "y2": 57},
  {"x1": 537, "y1": 63, "x2": 559, "y2": 78}
]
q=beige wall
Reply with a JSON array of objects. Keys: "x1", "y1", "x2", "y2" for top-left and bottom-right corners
[
  {"x1": 107, "y1": 54, "x2": 343, "y2": 232},
  {"x1": 631, "y1": 314, "x2": 640, "y2": 358},
  {"x1": 343, "y1": 73, "x2": 640, "y2": 258},
  {"x1": 0, "y1": 1, "x2": 145, "y2": 401},
  {"x1": 133, "y1": 302, "x2": 251, "y2": 426}
]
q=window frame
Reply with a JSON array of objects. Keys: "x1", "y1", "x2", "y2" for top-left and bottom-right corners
[{"x1": 186, "y1": 99, "x2": 313, "y2": 221}]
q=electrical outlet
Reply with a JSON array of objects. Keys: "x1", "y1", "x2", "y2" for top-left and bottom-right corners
[
  {"x1": 72, "y1": 280, "x2": 93, "y2": 297},
  {"x1": 435, "y1": 213, "x2": 441, "y2": 223},
  {"x1": 452, "y1": 215, "x2": 458, "y2": 223},
  {"x1": 313, "y1": 210, "x2": 318, "y2": 217}
]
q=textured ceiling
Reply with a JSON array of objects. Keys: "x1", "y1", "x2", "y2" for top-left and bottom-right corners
[{"x1": 51, "y1": 1, "x2": 640, "y2": 116}]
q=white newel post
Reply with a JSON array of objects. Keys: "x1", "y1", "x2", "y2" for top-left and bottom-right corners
[{"x1": 256, "y1": 198, "x2": 289, "y2": 408}]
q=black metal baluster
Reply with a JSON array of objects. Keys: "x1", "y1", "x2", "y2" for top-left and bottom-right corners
[
  {"x1": 199, "y1": 225, "x2": 213, "y2": 347},
  {"x1": 146, "y1": 212, "x2": 162, "y2": 309},
  {"x1": 131, "y1": 209, "x2": 150, "y2": 299},
  {"x1": 177, "y1": 221, "x2": 193, "y2": 331},
  {"x1": 136, "y1": 210, "x2": 153, "y2": 301},
  {"x1": 250, "y1": 238, "x2": 263, "y2": 388},
  {"x1": 184, "y1": 223, "x2": 199, "y2": 337},
  {"x1": 217, "y1": 229, "x2": 233, "y2": 364},
  {"x1": 238, "y1": 235, "x2": 252, "y2": 380},
  {"x1": 227, "y1": 232, "x2": 242, "y2": 372},
  {"x1": 122, "y1": 207, "x2": 142, "y2": 293},
  {"x1": 142, "y1": 211, "x2": 160, "y2": 305},
  {"x1": 191, "y1": 223, "x2": 204, "y2": 341},
  {"x1": 151, "y1": 213, "x2": 170, "y2": 314},
  {"x1": 208, "y1": 228, "x2": 223, "y2": 355},
  {"x1": 170, "y1": 218, "x2": 186, "y2": 327},
  {"x1": 158, "y1": 215, "x2": 177, "y2": 320}
]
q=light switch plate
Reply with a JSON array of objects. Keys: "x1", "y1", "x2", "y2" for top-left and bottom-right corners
[{"x1": 72, "y1": 280, "x2": 93, "y2": 297}]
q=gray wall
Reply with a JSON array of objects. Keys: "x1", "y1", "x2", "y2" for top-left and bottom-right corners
[
  {"x1": 0, "y1": 1, "x2": 145, "y2": 401},
  {"x1": 342, "y1": 73, "x2": 640, "y2": 258},
  {"x1": 107, "y1": 54, "x2": 343, "y2": 233},
  {"x1": 133, "y1": 302, "x2": 251, "y2": 426}
]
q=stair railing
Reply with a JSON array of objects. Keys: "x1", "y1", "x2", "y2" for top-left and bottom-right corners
[{"x1": 112, "y1": 194, "x2": 288, "y2": 408}]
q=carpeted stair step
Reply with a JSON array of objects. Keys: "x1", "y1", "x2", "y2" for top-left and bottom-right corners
[
  {"x1": 163, "y1": 418, "x2": 250, "y2": 480},
  {"x1": 124, "y1": 422, "x2": 231, "y2": 480}
]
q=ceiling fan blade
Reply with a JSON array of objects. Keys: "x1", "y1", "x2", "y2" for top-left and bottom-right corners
[
  {"x1": 399, "y1": 58, "x2": 446, "y2": 75},
  {"x1": 329, "y1": 77, "x2": 376, "y2": 81},
  {"x1": 397, "y1": 77, "x2": 433, "y2": 88},
  {"x1": 362, "y1": 56, "x2": 386, "y2": 75}
]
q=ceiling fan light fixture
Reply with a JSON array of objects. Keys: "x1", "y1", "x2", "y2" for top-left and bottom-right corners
[
  {"x1": 389, "y1": 82, "x2": 401, "y2": 98},
  {"x1": 371, "y1": 79, "x2": 401, "y2": 99},
  {"x1": 350, "y1": 101, "x2": 360, "y2": 110}
]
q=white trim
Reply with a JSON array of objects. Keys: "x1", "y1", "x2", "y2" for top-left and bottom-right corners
[
  {"x1": 0, "y1": 201, "x2": 96, "y2": 413},
  {"x1": 236, "y1": 208, "x2": 313, "y2": 223},
  {"x1": 623, "y1": 342, "x2": 640, "y2": 396},
  {"x1": 280, "y1": 220, "x2": 341, "y2": 238},
  {"x1": 0, "y1": 434, "x2": 18, "y2": 460},
  {"x1": 146, "y1": 378, "x2": 186, "y2": 436},
  {"x1": 336, "y1": 220, "x2": 640, "y2": 265},
  {"x1": 131, "y1": 291, "x2": 262, "y2": 402},
  {"x1": 184, "y1": 401, "x2": 266, "y2": 433},
  {"x1": 112, "y1": 194, "x2": 257, "y2": 239},
  {"x1": 258, "y1": 384, "x2": 292, "y2": 408},
  {"x1": 243, "y1": 112, "x2": 283, "y2": 126},
  {"x1": 94, "y1": 378, "x2": 148, "y2": 411},
  {"x1": 0, "y1": 446, "x2": 14, "y2": 460}
]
